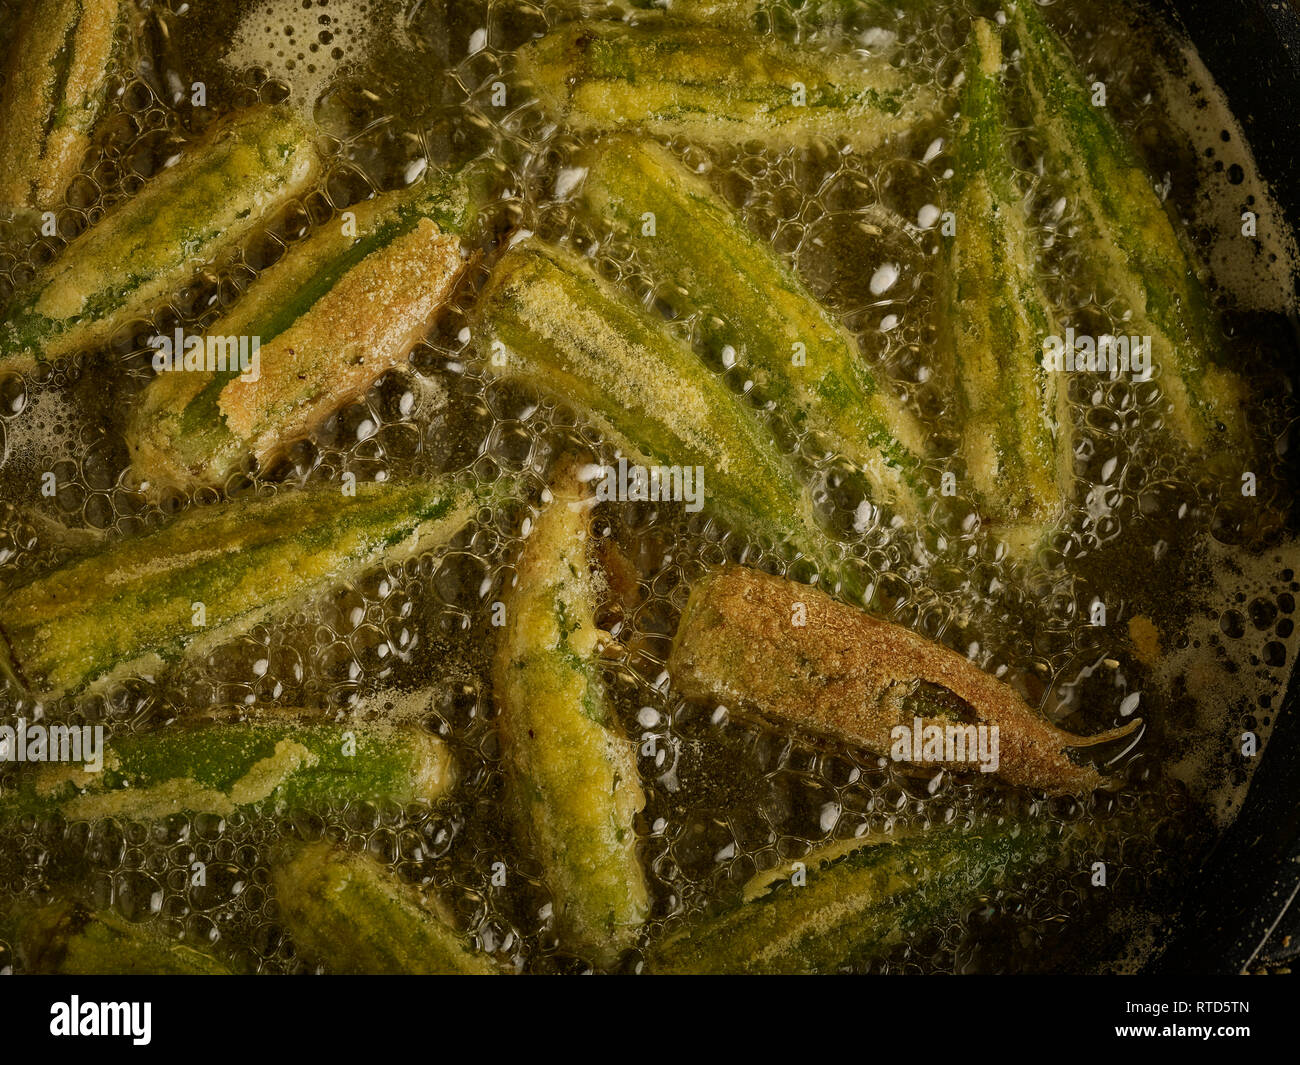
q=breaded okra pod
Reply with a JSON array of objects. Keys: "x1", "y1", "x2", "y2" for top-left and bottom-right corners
[
  {"x1": 1013, "y1": 2, "x2": 1247, "y2": 452},
  {"x1": 0, "y1": 0, "x2": 132, "y2": 215},
  {"x1": 474, "y1": 239, "x2": 838, "y2": 574},
  {"x1": 271, "y1": 841, "x2": 502, "y2": 975},
  {"x1": 0, "y1": 104, "x2": 322, "y2": 372},
  {"x1": 514, "y1": 23, "x2": 935, "y2": 150},
  {"x1": 10, "y1": 898, "x2": 237, "y2": 975},
  {"x1": 647, "y1": 819, "x2": 1070, "y2": 974},
  {"x1": 563, "y1": 0, "x2": 759, "y2": 24},
  {"x1": 0, "y1": 476, "x2": 499, "y2": 694},
  {"x1": 494, "y1": 464, "x2": 649, "y2": 965},
  {"x1": 591, "y1": 0, "x2": 933, "y2": 31},
  {"x1": 126, "y1": 170, "x2": 477, "y2": 495},
  {"x1": 667, "y1": 566, "x2": 1141, "y2": 794},
  {"x1": 939, "y1": 19, "x2": 1070, "y2": 536},
  {"x1": 0, "y1": 718, "x2": 455, "y2": 822},
  {"x1": 584, "y1": 139, "x2": 928, "y2": 518}
]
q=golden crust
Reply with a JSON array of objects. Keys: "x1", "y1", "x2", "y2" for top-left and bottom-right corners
[
  {"x1": 219, "y1": 219, "x2": 467, "y2": 462},
  {"x1": 0, "y1": 0, "x2": 124, "y2": 211}
]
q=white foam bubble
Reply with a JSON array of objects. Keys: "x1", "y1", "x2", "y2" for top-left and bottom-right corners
[
  {"x1": 1156, "y1": 41, "x2": 1298, "y2": 312},
  {"x1": 224, "y1": 0, "x2": 400, "y2": 111},
  {"x1": 869, "y1": 261, "x2": 899, "y2": 296}
]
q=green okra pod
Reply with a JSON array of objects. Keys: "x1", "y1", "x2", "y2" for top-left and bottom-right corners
[
  {"x1": 584, "y1": 0, "x2": 932, "y2": 31},
  {"x1": 0, "y1": 0, "x2": 132, "y2": 215},
  {"x1": 938, "y1": 19, "x2": 1071, "y2": 536},
  {"x1": 9, "y1": 898, "x2": 236, "y2": 975},
  {"x1": 126, "y1": 170, "x2": 478, "y2": 495},
  {"x1": 0, "y1": 476, "x2": 498, "y2": 694},
  {"x1": 561, "y1": 0, "x2": 760, "y2": 25},
  {"x1": 271, "y1": 840, "x2": 502, "y2": 975},
  {"x1": 1012, "y1": 2, "x2": 1247, "y2": 452},
  {"x1": 1, "y1": 716, "x2": 456, "y2": 822},
  {"x1": 584, "y1": 138, "x2": 929, "y2": 517},
  {"x1": 494, "y1": 463, "x2": 649, "y2": 966},
  {"x1": 667, "y1": 565, "x2": 1140, "y2": 793},
  {"x1": 0, "y1": 104, "x2": 323, "y2": 372},
  {"x1": 474, "y1": 238, "x2": 844, "y2": 576},
  {"x1": 515, "y1": 22, "x2": 935, "y2": 149},
  {"x1": 646, "y1": 818, "x2": 1072, "y2": 974}
]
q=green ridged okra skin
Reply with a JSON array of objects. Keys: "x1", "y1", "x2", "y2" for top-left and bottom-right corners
[
  {"x1": 1012, "y1": 2, "x2": 1247, "y2": 452},
  {"x1": 494, "y1": 465, "x2": 649, "y2": 966},
  {"x1": 0, "y1": 104, "x2": 323, "y2": 372},
  {"x1": 11, "y1": 898, "x2": 236, "y2": 975},
  {"x1": 1, "y1": 719, "x2": 456, "y2": 822},
  {"x1": 271, "y1": 841, "x2": 502, "y2": 975},
  {"x1": 0, "y1": 0, "x2": 131, "y2": 215},
  {"x1": 126, "y1": 171, "x2": 478, "y2": 495},
  {"x1": 515, "y1": 23, "x2": 934, "y2": 149},
  {"x1": 646, "y1": 820, "x2": 1068, "y2": 974},
  {"x1": 565, "y1": 0, "x2": 761, "y2": 23},
  {"x1": 560, "y1": 0, "x2": 769, "y2": 28},
  {"x1": 939, "y1": 19, "x2": 1071, "y2": 535},
  {"x1": 584, "y1": 139, "x2": 929, "y2": 518},
  {"x1": 474, "y1": 238, "x2": 840, "y2": 572},
  {"x1": 0, "y1": 477, "x2": 493, "y2": 694},
  {"x1": 595, "y1": 0, "x2": 933, "y2": 30}
]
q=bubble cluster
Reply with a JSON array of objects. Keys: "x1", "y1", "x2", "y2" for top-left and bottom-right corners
[
  {"x1": 224, "y1": 0, "x2": 385, "y2": 110},
  {"x1": 1, "y1": 0, "x2": 1298, "y2": 974}
]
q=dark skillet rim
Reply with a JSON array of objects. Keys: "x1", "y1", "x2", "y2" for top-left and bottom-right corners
[{"x1": 1145, "y1": 0, "x2": 1300, "y2": 973}]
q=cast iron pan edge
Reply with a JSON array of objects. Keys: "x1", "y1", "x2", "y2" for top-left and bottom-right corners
[{"x1": 1146, "y1": 0, "x2": 1300, "y2": 974}]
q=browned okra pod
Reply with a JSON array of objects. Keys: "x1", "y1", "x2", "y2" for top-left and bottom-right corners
[{"x1": 667, "y1": 565, "x2": 1141, "y2": 793}]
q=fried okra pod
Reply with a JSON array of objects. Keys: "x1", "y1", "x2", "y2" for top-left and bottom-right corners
[
  {"x1": 667, "y1": 565, "x2": 1141, "y2": 794},
  {"x1": 126, "y1": 169, "x2": 478, "y2": 495},
  {"x1": 0, "y1": 718, "x2": 456, "y2": 822},
  {"x1": 475, "y1": 239, "x2": 833, "y2": 558},
  {"x1": 938, "y1": 19, "x2": 1072, "y2": 537},
  {"x1": 1, "y1": 105, "x2": 322, "y2": 372},
  {"x1": 494, "y1": 464, "x2": 649, "y2": 965},
  {"x1": 0, "y1": 477, "x2": 500, "y2": 694},
  {"x1": 9, "y1": 898, "x2": 237, "y2": 975},
  {"x1": 271, "y1": 841, "x2": 502, "y2": 975},
  {"x1": 0, "y1": 0, "x2": 133, "y2": 215},
  {"x1": 515, "y1": 23, "x2": 935, "y2": 150},
  {"x1": 583, "y1": 138, "x2": 929, "y2": 519},
  {"x1": 647, "y1": 819, "x2": 1074, "y2": 974},
  {"x1": 1012, "y1": 1, "x2": 1248, "y2": 452}
]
